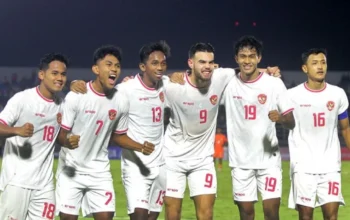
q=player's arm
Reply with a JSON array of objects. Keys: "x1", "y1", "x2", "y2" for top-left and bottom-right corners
[
  {"x1": 339, "y1": 114, "x2": 350, "y2": 150},
  {"x1": 56, "y1": 92, "x2": 80, "y2": 149},
  {"x1": 269, "y1": 110, "x2": 295, "y2": 129},
  {"x1": 70, "y1": 80, "x2": 87, "y2": 93},
  {"x1": 111, "y1": 133, "x2": 154, "y2": 155}
]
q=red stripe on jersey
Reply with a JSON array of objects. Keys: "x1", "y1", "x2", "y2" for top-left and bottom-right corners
[
  {"x1": 304, "y1": 82, "x2": 327, "y2": 93},
  {"x1": 282, "y1": 108, "x2": 294, "y2": 116},
  {"x1": 137, "y1": 74, "x2": 156, "y2": 91},
  {"x1": 61, "y1": 124, "x2": 72, "y2": 131},
  {"x1": 239, "y1": 72, "x2": 264, "y2": 83},
  {"x1": 114, "y1": 129, "x2": 128, "y2": 134},
  {"x1": 89, "y1": 81, "x2": 106, "y2": 96},
  {"x1": 36, "y1": 87, "x2": 54, "y2": 102},
  {"x1": 186, "y1": 73, "x2": 198, "y2": 88},
  {"x1": 0, "y1": 119, "x2": 8, "y2": 125}
]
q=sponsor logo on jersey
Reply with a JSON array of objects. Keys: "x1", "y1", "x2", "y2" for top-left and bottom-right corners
[
  {"x1": 258, "y1": 94, "x2": 267, "y2": 104},
  {"x1": 159, "y1": 92, "x2": 165, "y2": 102},
  {"x1": 327, "y1": 101, "x2": 335, "y2": 111},
  {"x1": 210, "y1": 95, "x2": 218, "y2": 105},
  {"x1": 109, "y1": 109, "x2": 117, "y2": 120}
]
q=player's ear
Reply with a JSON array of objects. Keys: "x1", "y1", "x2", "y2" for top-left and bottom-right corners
[
  {"x1": 234, "y1": 55, "x2": 239, "y2": 63},
  {"x1": 301, "y1": 64, "x2": 308, "y2": 74},
  {"x1": 187, "y1": 59, "x2": 194, "y2": 69},
  {"x1": 38, "y1": 70, "x2": 44, "y2": 80},
  {"x1": 139, "y1": 62, "x2": 146, "y2": 72},
  {"x1": 257, "y1": 55, "x2": 262, "y2": 63},
  {"x1": 92, "y1": 64, "x2": 99, "y2": 75}
]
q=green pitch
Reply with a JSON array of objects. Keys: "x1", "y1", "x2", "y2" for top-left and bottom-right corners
[{"x1": 1, "y1": 160, "x2": 349, "y2": 219}]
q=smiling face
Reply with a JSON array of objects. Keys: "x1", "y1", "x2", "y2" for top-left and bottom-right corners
[
  {"x1": 188, "y1": 51, "x2": 215, "y2": 81},
  {"x1": 92, "y1": 54, "x2": 121, "y2": 90},
  {"x1": 38, "y1": 60, "x2": 67, "y2": 93},
  {"x1": 140, "y1": 50, "x2": 167, "y2": 83},
  {"x1": 302, "y1": 53, "x2": 327, "y2": 82},
  {"x1": 235, "y1": 47, "x2": 261, "y2": 76}
]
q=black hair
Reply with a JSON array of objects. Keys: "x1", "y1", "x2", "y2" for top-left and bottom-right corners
[
  {"x1": 93, "y1": 45, "x2": 122, "y2": 64},
  {"x1": 301, "y1": 48, "x2": 327, "y2": 65},
  {"x1": 188, "y1": 43, "x2": 215, "y2": 58},
  {"x1": 139, "y1": 40, "x2": 171, "y2": 63},
  {"x1": 234, "y1": 35, "x2": 263, "y2": 56},
  {"x1": 39, "y1": 53, "x2": 69, "y2": 71}
]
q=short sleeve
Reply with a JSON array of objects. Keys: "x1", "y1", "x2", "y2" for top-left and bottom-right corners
[
  {"x1": 0, "y1": 92, "x2": 23, "y2": 126},
  {"x1": 213, "y1": 68, "x2": 236, "y2": 88},
  {"x1": 114, "y1": 91, "x2": 129, "y2": 134},
  {"x1": 338, "y1": 88, "x2": 349, "y2": 115},
  {"x1": 60, "y1": 92, "x2": 79, "y2": 131},
  {"x1": 275, "y1": 79, "x2": 294, "y2": 115}
]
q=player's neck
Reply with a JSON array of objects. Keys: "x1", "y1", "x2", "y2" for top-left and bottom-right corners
[
  {"x1": 306, "y1": 79, "x2": 326, "y2": 90},
  {"x1": 189, "y1": 72, "x2": 211, "y2": 88},
  {"x1": 38, "y1": 84, "x2": 54, "y2": 100},
  {"x1": 91, "y1": 80, "x2": 106, "y2": 94},
  {"x1": 141, "y1": 73, "x2": 158, "y2": 89},
  {"x1": 240, "y1": 69, "x2": 260, "y2": 82}
]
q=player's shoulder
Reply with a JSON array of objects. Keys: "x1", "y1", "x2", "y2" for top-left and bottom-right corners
[
  {"x1": 214, "y1": 67, "x2": 235, "y2": 75},
  {"x1": 287, "y1": 83, "x2": 304, "y2": 94},
  {"x1": 9, "y1": 87, "x2": 36, "y2": 103},
  {"x1": 326, "y1": 83, "x2": 345, "y2": 94}
]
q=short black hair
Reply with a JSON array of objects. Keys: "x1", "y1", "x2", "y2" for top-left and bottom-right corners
[
  {"x1": 139, "y1": 40, "x2": 171, "y2": 63},
  {"x1": 234, "y1": 35, "x2": 263, "y2": 56},
  {"x1": 301, "y1": 48, "x2": 327, "y2": 65},
  {"x1": 39, "y1": 53, "x2": 69, "y2": 71},
  {"x1": 188, "y1": 43, "x2": 215, "y2": 59},
  {"x1": 93, "y1": 45, "x2": 122, "y2": 64}
]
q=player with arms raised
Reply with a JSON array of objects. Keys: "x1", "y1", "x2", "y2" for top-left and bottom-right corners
[
  {"x1": 0, "y1": 53, "x2": 68, "y2": 220},
  {"x1": 288, "y1": 48, "x2": 350, "y2": 220},
  {"x1": 56, "y1": 45, "x2": 154, "y2": 220},
  {"x1": 222, "y1": 36, "x2": 295, "y2": 220}
]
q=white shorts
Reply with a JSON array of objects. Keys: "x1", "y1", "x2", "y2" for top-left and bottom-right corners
[
  {"x1": 231, "y1": 167, "x2": 282, "y2": 202},
  {"x1": 122, "y1": 164, "x2": 166, "y2": 214},
  {"x1": 288, "y1": 172, "x2": 345, "y2": 209},
  {"x1": 165, "y1": 156, "x2": 217, "y2": 198},
  {"x1": 56, "y1": 170, "x2": 115, "y2": 217},
  {"x1": 0, "y1": 183, "x2": 55, "y2": 220}
]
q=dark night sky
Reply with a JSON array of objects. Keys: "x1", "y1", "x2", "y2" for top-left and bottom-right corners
[{"x1": 0, "y1": 0, "x2": 349, "y2": 70}]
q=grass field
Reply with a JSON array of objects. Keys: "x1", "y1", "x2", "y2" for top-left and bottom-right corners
[{"x1": 1, "y1": 160, "x2": 350, "y2": 219}]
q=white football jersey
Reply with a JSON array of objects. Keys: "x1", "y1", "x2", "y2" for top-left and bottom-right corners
[
  {"x1": 117, "y1": 74, "x2": 169, "y2": 168},
  {"x1": 58, "y1": 81, "x2": 129, "y2": 176},
  {"x1": 223, "y1": 73, "x2": 293, "y2": 169},
  {"x1": 0, "y1": 87, "x2": 62, "y2": 190},
  {"x1": 164, "y1": 68, "x2": 235, "y2": 160},
  {"x1": 288, "y1": 83, "x2": 349, "y2": 174}
]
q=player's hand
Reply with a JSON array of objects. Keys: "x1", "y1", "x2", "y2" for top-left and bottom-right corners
[
  {"x1": 169, "y1": 72, "x2": 185, "y2": 85},
  {"x1": 16, "y1": 123, "x2": 34, "y2": 137},
  {"x1": 268, "y1": 110, "x2": 281, "y2": 122},
  {"x1": 70, "y1": 80, "x2": 87, "y2": 94},
  {"x1": 122, "y1": 75, "x2": 134, "y2": 83},
  {"x1": 141, "y1": 141, "x2": 155, "y2": 155},
  {"x1": 66, "y1": 135, "x2": 80, "y2": 149},
  {"x1": 266, "y1": 66, "x2": 281, "y2": 78}
]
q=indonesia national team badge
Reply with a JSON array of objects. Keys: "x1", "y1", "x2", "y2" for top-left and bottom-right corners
[
  {"x1": 327, "y1": 101, "x2": 335, "y2": 111},
  {"x1": 258, "y1": 94, "x2": 267, "y2": 104},
  {"x1": 159, "y1": 92, "x2": 165, "y2": 103},
  {"x1": 57, "y1": 113, "x2": 62, "y2": 124},
  {"x1": 210, "y1": 95, "x2": 218, "y2": 105},
  {"x1": 108, "y1": 109, "x2": 117, "y2": 120}
]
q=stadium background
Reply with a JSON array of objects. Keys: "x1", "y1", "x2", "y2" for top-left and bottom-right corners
[{"x1": 0, "y1": 0, "x2": 349, "y2": 218}]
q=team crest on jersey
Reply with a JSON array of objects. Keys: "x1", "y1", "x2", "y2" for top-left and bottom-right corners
[
  {"x1": 108, "y1": 109, "x2": 117, "y2": 120},
  {"x1": 159, "y1": 92, "x2": 165, "y2": 103},
  {"x1": 258, "y1": 94, "x2": 267, "y2": 104},
  {"x1": 210, "y1": 95, "x2": 218, "y2": 105},
  {"x1": 57, "y1": 113, "x2": 62, "y2": 124},
  {"x1": 327, "y1": 101, "x2": 335, "y2": 111}
]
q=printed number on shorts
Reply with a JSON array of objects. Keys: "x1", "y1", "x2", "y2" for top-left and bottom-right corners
[
  {"x1": 204, "y1": 173, "x2": 213, "y2": 188},
  {"x1": 152, "y1": 107, "x2": 162, "y2": 122},
  {"x1": 200, "y1": 109, "x2": 207, "y2": 124},
  {"x1": 95, "y1": 120, "x2": 104, "y2": 135},
  {"x1": 328, "y1": 182, "x2": 339, "y2": 195},
  {"x1": 43, "y1": 126, "x2": 55, "y2": 142},
  {"x1": 105, "y1": 191, "x2": 113, "y2": 205},
  {"x1": 265, "y1": 177, "x2": 277, "y2": 192},
  {"x1": 42, "y1": 202, "x2": 55, "y2": 219},
  {"x1": 155, "y1": 190, "x2": 166, "y2": 206},
  {"x1": 244, "y1": 105, "x2": 256, "y2": 120},
  {"x1": 313, "y1": 112, "x2": 325, "y2": 127}
]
